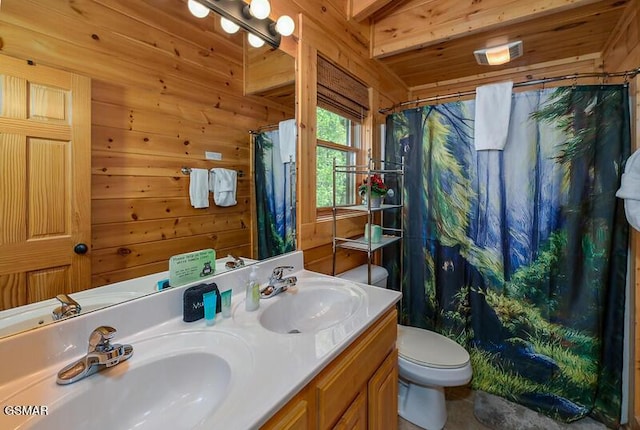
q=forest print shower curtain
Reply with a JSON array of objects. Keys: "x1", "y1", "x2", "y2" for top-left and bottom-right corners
[
  {"x1": 254, "y1": 130, "x2": 296, "y2": 259},
  {"x1": 385, "y1": 86, "x2": 630, "y2": 427}
]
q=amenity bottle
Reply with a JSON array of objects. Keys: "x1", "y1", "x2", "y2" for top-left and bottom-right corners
[{"x1": 245, "y1": 266, "x2": 260, "y2": 311}]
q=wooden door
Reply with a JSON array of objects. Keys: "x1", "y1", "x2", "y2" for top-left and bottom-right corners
[{"x1": 0, "y1": 54, "x2": 91, "y2": 310}]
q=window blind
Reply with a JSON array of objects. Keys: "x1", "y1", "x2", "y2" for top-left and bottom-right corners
[{"x1": 317, "y1": 56, "x2": 369, "y2": 123}]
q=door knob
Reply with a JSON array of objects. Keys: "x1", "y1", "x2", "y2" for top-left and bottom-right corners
[{"x1": 74, "y1": 243, "x2": 88, "y2": 255}]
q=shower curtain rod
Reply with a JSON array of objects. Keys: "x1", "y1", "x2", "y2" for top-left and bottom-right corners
[
  {"x1": 249, "y1": 123, "x2": 279, "y2": 134},
  {"x1": 379, "y1": 67, "x2": 640, "y2": 114}
]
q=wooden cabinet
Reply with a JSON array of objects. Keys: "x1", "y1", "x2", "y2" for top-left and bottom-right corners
[
  {"x1": 261, "y1": 308, "x2": 398, "y2": 430},
  {"x1": 367, "y1": 349, "x2": 398, "y2": 430},
  {"x1": 333, "y1": 389, "x2": 367, "y2": 430},
  {"x1": 261, "y1": 390, "x2": 311, "y2": 430}
]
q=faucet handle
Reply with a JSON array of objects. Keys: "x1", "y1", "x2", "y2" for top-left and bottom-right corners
[
  {"x1": 88, "y1": 326, "x2": 116, "y2": 352},
  {"x1": 52, "y1": 294, "x2": 81, "y2": 321},
  {"x1": 271, "y1": 266, "x2": 294, "y2": 281}
]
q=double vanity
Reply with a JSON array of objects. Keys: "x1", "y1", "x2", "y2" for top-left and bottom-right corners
[{"x1": 0, "y1": 251, "x2": 401, "y2": 429}]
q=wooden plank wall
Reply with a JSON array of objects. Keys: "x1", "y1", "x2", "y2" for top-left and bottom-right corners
[
  {"x1": 602, "y1": 1, "x2": 640, "y2": 426},
  {"x1": 0, "y1": 0, "x2": 292, "y2": 287}
]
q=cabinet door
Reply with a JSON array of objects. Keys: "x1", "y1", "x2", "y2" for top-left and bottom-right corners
[
  {"x1": 367, "y1": 349, "x2": 398, "y2": 430},
  {"x1": 332, "y1": 389, "x2": 366, "y2": 430},
  {"x1": 261, "y1": 397, "x2": 309, "y2": 430},
  {"x1": 316, "y1": 309, "x2": 397, "y2": 429}
]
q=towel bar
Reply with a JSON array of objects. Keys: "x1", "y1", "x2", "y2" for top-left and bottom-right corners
[{"x1": 181, "y1": 167, "x2": 243, "y2": 177}]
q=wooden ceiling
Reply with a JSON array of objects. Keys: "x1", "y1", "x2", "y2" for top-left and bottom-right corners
[{"x1": 357, "y1": 0, "x2": 631, "y2": 89}]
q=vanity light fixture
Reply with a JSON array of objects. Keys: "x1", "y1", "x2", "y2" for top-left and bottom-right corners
[
  {"x1": 220, "y1": 17, "x2": 240, "y2": 34},
  {"x1": 474, "y1": 40, "x2": 523, "y2": 66},
  {"x1": 187, "y1": 0, "x2": 295, "y2": 49},
  {"x1": 247, "y1": 33, "x2": 266, "y2": 48},
  {"x1": 187, "y1": 0, "x2": 210, "y2": 18}
]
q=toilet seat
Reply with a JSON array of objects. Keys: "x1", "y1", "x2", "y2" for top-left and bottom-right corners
[{"x1": 397, "y1": 325, "x2": 470, "y2": 369}]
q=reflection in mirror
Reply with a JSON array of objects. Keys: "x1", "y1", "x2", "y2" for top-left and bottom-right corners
[
  {"x1": 245, "y1": 44, "x2": 297, "y2": 259},
  {"x1": 0, "y1": 255, "x2": 257, "y2": 338},
  {"x1": 0, "y1": 34, "x2": 296, "y2": 341}
]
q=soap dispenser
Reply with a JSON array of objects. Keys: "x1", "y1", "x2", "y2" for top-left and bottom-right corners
[{"x1": 245, "y1": 265, "x2": 260, "y2": 311}]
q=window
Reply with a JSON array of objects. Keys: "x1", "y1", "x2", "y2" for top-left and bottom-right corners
[
  {"x1": 315, "y1": 56, "x2": 369, "y2": 212},
  {"x1": 316, "y1": 107, "x2": 361, "y2": 209}
]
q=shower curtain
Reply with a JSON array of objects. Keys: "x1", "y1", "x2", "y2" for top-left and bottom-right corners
[
  {"x1": 384, "y1": 86, "x2": 630, "y2": 427},
  {"x1": 254, "y1": 130, "x2": 296, "y2": 259}
]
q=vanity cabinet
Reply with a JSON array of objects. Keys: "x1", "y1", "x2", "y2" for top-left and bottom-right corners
[
  {"x1": 261, "y1": 308, "x2": 398, "y2": 430},
  {"x1": 261, "y1": 391, "x2": 311, "y2": 430},
  {"x1": 333, "y1": 389, "x2": 367, "y2": 429}
]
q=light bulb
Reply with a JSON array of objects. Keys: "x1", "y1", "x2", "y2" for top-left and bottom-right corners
[
  {"x1": 249, "y1": 0, "x2": 271, "y2": 20},
  {"x1": 187, "y1": 0, "x2": 209, "y2": 18},
  {"x1": 247, "y1": 33, "x2": 265, "y2": 48},
  {"x1": 220, "y1": 17, "x2": 240, "y2": 34},
  {"x1": 275, "y1": 15, "x2": 295, "y2": 36},
  {"x1": 484, "y1": 46, "x2": 511, "y2": 66}
]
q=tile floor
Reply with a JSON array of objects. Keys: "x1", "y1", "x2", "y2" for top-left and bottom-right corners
[{"x1": 397, "y1": 387, "x2": 609, "y2": 430}]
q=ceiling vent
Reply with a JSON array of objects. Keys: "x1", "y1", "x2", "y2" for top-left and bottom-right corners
[{"x1": 474, "y1": 41, "x2": 523, "y2": 66}]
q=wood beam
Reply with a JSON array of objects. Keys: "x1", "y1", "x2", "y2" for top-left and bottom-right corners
[
  {"x1": 350, "y1": 0, "x2": 395, "y2": 22},
  {"x1": 372, "y1": 0, "x2": 606, "y2": 58}
]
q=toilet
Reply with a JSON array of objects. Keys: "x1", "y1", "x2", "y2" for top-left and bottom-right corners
[{"x1": 338, "y1": 265, "x2": 472, "y2": 430}]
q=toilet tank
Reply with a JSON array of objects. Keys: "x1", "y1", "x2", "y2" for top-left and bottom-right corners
[{"x1": 338, "y1": 264, "x2": 388, "y2": 288}]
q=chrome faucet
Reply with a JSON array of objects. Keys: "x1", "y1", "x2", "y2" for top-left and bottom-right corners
[
  {"x1": 56, "y1": 326, "x2": 133, "y2": 385},
  {"x1": 260, "y1": 266, "x2": 297, "y2": 299},
  {"x1": 52, "y1": 294, "x2": 81, "y2": 320},
  {"x1": 224, "y1": 254, "x2": 245, "y2": 269}
]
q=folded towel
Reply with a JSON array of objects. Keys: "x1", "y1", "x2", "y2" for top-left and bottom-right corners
[
  {"x1": 278, "y1": 119, "x2": 296, "y2": 163},
  {"x1": 209, "y1": 168, "x2": 237, "y2": 207},
  {"x1": 189, "y1": 168, "x2": 209, "y2": 209},
  {"x1": 474, "y1": 81, "x2": 513, "y2": 151},
  {"x1": 616, "y1": 149, "x2": 640, "y2": 231}
]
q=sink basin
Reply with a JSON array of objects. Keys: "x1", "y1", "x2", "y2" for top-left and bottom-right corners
[
  {"x1": 259, "y1": 279, "x2": 365, "y2": 334},
  {"x1": 4, "y1": 330, "x2": 253, "y2": 430}
]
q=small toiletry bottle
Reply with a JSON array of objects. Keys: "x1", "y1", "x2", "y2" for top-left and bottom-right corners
[
  {"x1": 203, "y1": 291, "x2": 217, "y2": 326},
  {"x1": 221, "y1": 289, "x2": 232, "y2": 318},
  {"x1": 245, "y1": 266, "x2": 260, "y2": 311}
]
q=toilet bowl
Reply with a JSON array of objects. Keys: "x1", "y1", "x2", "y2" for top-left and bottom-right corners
[{"x1": 338, "y1": 265, "x2": 472, "y2": 430}]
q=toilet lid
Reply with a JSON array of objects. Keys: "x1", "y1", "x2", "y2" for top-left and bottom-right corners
[{"x1": 397, "y1": 325, "x2": 470, "y2": 369}]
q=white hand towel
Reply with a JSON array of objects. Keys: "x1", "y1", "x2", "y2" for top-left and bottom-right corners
[
  {"x1": 616, "y1": 149, "x2": 640, "y2": 231},
  {"x1": 474, "y1": 81, "x2": 513, "y2": 151},
  {"x1": 189, "y1": 168, "x2": 209, "y2": 209},
  {"x1": 209, "y1": 168, "x2": 237, "y2": 207},
  {"x1": 278, "y1": 119, "x2": 297, "y2": 163}
]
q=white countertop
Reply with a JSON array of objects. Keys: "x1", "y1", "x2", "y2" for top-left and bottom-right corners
[
  {"x1": 213, "y1": 270, "x2": 401, "y2": 429},
  {"x1": 0, "y1": 252, "x2": 401, "y2": 430}
]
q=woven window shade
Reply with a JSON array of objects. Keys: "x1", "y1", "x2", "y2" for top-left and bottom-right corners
[{"x1": 317, "y1": 56, "x2": 369, "y2": 123}]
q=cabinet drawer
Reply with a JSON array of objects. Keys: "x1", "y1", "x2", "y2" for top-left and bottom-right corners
[{"x1": 316, "y1": 308, "x2": 397, "y2": 429}]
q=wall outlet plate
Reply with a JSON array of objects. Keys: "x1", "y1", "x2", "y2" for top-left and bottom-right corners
[{"x1": 205, "y1": 151, "x2": 222, "y2": 160}]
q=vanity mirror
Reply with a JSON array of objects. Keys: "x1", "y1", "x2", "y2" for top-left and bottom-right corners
[{"x1": 0, "y1": 5, "x2": 295, "y2": 337}]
